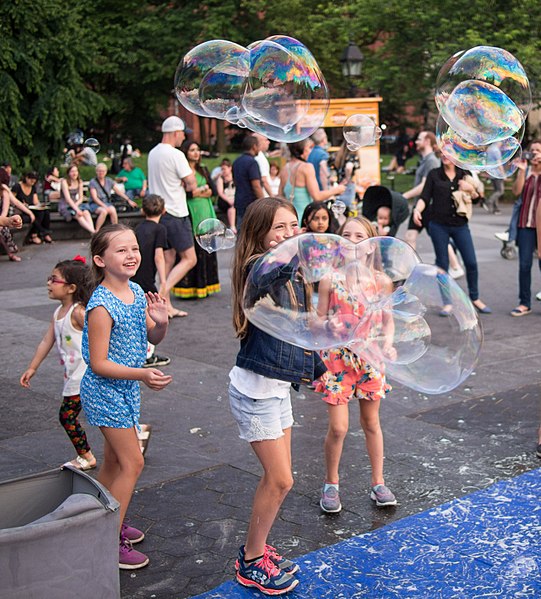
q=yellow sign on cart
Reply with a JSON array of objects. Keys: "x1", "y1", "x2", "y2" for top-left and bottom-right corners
[{"x1": 309, "y1": 97, "x2": 383, "y2": 192}]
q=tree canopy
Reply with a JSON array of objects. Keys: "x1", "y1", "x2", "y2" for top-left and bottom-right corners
[{"x1": 1, "y1": 0, "x2": 540, "y2": 169}]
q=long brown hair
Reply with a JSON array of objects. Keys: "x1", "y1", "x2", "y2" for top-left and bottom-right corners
[
  {"x1": 66, "y1": 164, "x2": 81, "y2": 185},
  {"x1": 231, "y1": 197, "x2": 298, "y2": 338},
  {"x1": 180, "y1": 140, "x2": 213, "y2": 187},
  {"x1": 89, "y1": 223, "x2": 134, "y2": 286}
]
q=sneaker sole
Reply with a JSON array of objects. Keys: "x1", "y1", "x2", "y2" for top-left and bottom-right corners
[
  {"x1": 370, "y1": 492, "x2": 397, "y2": 507},
  {"x1": 119, "y1": 556, "x2": 149, "y2": 570},
  {"x1": 236, "y1": 573, "x2": 299, "y2": 595},
  {"x1": 320, "y1": 499, "x2": 342, "y2": 513}
]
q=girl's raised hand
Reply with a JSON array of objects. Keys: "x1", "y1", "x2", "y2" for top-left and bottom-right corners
[
  {"x1": 140, "y1": 368, "x2": 172, "y2": 391},
  {"x1": 145, "y1": 292, "x2": 169, "y2": 327}
]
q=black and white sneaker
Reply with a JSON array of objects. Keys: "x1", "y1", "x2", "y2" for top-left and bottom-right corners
[{"x1": 143, "y1": 355, "x2": 171, "y2": 368}]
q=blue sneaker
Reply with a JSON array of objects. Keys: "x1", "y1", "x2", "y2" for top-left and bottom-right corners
[
  {"x1": 320, "y1": 483, "x2": 342, "y2": 513},
  {"x1": 236, "y1": 549, "x2": 298, "y2": 595},
  {"x1": 235, "y1": 545, "x2": 299, "y2": 576},
  {"x1": 370, "y1": 484, "x2": 397, "y2": 507}
]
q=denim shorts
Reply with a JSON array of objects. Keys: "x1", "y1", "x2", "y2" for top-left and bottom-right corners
[
  {"x1": 229, "y1": 384, "x2": 293, "y2": 443},
  {"x1": 83, "y1": 201, "x2": 113, "y2": 214}
]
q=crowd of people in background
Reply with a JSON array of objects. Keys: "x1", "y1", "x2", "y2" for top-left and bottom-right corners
[
  {"x1": 3, "y1": 119, "x2": 541, "y2": 590},
  {"x1": 4, "y1": 123, "x2": 541, "y2": 316}
]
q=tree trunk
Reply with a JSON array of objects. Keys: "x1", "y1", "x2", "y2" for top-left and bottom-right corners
[
  {"x1": 198, "y1": 115, "x2": 207, "y2": 147},
  {"x1": 217, "y1": 120, "x2": 226, "y2": 154}
]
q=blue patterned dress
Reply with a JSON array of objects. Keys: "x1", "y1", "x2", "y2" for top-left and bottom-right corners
[{"x1": 81, "y1": 281, "x2": 147, "y2": 428}]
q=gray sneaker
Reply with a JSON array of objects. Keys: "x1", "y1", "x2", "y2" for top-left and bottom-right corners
[
  {"x1": 320, "y1": 483, "x2": 342, "y2": 513},
  {"x1": 370, "y1": 484, "x2": 397, "y2": 507}
]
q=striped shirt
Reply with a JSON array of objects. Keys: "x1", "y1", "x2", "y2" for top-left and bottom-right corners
[{"x1": 518, "y1": 174, "x2": 541, "y2": 228}]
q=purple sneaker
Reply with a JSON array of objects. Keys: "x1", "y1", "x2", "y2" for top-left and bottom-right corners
[
  {"x1": 370, "y1": 484, "x2": 397, "y2": 507},
  {"x1": 320, "y1": 483, "x2": 342, "y2": 513},
  {"x1": 119, "y1": 539, "x2": 149, "y2": 570},
  {"x1": 121, "y1": 520, "x2": 145, "y2": 544}
]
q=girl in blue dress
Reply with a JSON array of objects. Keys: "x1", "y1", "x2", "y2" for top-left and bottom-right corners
[{"x1": 81, "y1": 223, "x2": 171, "y2": 570}]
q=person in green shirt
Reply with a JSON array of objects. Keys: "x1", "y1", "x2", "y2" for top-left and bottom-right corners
[{"x1": 116, "y1": 157, "x2": 147, "y2": 200}]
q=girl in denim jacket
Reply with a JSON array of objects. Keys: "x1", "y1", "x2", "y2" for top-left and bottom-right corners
[{"x1": 229, "y1": 197, "x2": 325, "y2": 595}]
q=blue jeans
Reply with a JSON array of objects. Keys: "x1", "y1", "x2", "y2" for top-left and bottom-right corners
[
  {"x1": 516, "y1": 227, "x2": 541, "y2": 308},
  {"x1": 337, "y1": 182, "x2": 356, "y2": 209},
  {"x1": 126, "y1": 189, "x2": 142, "y2": 201},
  {"x1": 428, "y1": 221, "x2": 479, "y2": 301}
]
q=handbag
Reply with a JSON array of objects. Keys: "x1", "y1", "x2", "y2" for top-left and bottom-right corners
[{"x1": 95, "y1": 179, "x2": 132, "y2": 213}]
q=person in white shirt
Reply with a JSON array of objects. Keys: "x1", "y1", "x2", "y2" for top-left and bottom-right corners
[
  {"x1": 148, "y1": 116, "x2": 197, "y2": 318},
  {"x1": 253, "y1": 133, "x2": 273, "y2": 196}
]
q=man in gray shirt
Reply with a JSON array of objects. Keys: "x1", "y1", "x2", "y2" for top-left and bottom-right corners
[{"x1": 403, "y1": 131, "x2": 440, "y2": 249}]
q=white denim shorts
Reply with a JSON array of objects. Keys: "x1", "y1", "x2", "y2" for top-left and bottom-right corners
[{"x1": 229, "y1": 384, "x2": 293, "y2": 442}]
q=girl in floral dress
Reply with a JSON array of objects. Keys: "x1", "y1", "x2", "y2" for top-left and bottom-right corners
[{"x1": 316, "y1": 216, "x2": 397, "y2": 513}]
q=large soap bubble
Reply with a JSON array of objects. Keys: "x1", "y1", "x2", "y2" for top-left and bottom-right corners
[
  {"x1": 243, "y1": 39, "x2": 311, "y2": 129},
  {"x1": 435, "y1": 46, "x2": 531, "y2": 114},
  {"x1": 436, "y1": 114, "x2": 522, "y2": 171},
  {"x1": 435, "y1": 46, "x2": 531, "y2": 176},
  {"x1": 195, "y1": 218, "x2": 236, "y2": 253},
  {"x1": 175, "y1": 36, "x2": 329, "y2": 142},
  {"x1": 435, "y1": 46, "x2": 531, "y2": 136},
  {"x1": 175, "y1": 40, "x2": 249, "y2": 118},
  {"x1": 386, "y1": 265, "x2": 482, "y2": 394},
  {"x1": 199, "y1": 55, "x2": 250, "y2": 119},
  {"x1": 243, "y1": 234, "x2": 481, "y2": 394},
  {"x1": 343, "y1": 114, "x2": 382, "y2": 149},
  {"x1": 484, "y1": 150, "x2": 521, "y2": 179},
  {"x1": 439, "y1": 79, "x2": 524, "y2": 147}
]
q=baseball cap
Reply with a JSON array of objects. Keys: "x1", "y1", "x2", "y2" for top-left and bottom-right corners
[{"x1": 161, "y1": 116, "x2": 186, "y2": 133}]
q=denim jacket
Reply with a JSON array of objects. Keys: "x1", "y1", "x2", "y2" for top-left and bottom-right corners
[
  {"x1": 237, "y1": 255, "x2": 326, "y2": 388},
  {"x1": 236, "y1": 322, "x2": 326, "y2": 388}
]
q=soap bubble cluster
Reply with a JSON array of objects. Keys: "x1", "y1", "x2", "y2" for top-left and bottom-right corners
[
  {"x1": 243, "y1": 234, "x2": 482, "y2": 394},
  {"x1": 175, "y1": 36, "x2": 329, "y2": 142},
  {"x1": 195, "y1": 218, "x2": 236, "y2": 253},
  {"x1": 435, "y1": 46, "x2": 531, "y2": 178},
  {"x1": 343, "y1": 114, "x2": 382, "y2": 151}
]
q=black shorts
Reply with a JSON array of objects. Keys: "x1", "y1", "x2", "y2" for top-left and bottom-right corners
[
  {"x1": 161, "y1": 213, "x2": 194, "y2": 252},
  {"x1": 407, "y1": 209, "x2": 425, "y2": 233},
  {"x1": 217, "y1": 197, "x2": 231, "y2": 214}
]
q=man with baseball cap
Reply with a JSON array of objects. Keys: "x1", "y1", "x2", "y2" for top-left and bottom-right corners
[{"x1": 148, "y1": 115, "x2": 197, "y2": 317}]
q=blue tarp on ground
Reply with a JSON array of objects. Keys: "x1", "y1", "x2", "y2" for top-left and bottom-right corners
[{"x1": 196, "y1": 469, "x2": 541, "y2": 598}]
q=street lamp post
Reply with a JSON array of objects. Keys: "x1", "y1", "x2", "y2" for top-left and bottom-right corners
[{"x1": 340, "y1": 41, "x2": 364, "y2": 97}]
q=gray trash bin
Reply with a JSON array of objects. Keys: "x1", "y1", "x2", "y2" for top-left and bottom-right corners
[{"x1": 0, "y1": 465, "x2": 120, "y2": 599}]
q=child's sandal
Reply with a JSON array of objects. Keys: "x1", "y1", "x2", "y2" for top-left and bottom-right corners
[{"x1": 64, "y1": 455, "x2": 97, "y2": 471}]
